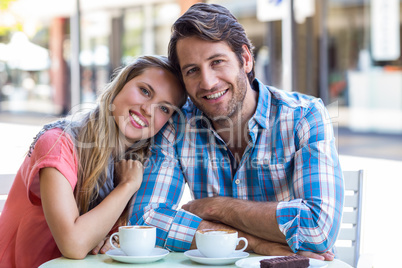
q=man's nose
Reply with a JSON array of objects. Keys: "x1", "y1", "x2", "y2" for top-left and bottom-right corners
[{"x1": 199, "y1": 69, "x2": 218, "y2": 90}]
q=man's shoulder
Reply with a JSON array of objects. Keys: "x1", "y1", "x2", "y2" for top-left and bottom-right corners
[
  {"x1": 151, "y1": 99, "x2": 198, "y2": 146},
  {"x1": 180, "y1": 98, "x2": 199, "y2": 118},
  {"x1": 267, "y1": 85, "x2": 322, "y2": 111}
]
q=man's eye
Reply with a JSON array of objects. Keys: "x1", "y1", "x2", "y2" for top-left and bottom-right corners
[
  {"x1": 141, "y1": 88, "x2": 150, "y2": 96},
  {"x1": 160, "y1": 105, "x2": 170, "y2": 114},
  {"x1": 213, "y1": 60, "x2": 223, "y2": 65},
  {"x1": 187, "y1": 68, "x2": 197, "y2": 75}
]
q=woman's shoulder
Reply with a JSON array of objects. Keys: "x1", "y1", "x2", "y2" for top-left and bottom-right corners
[{"x1": 31, "y1": 128, "x2": 75, "y2": 158}]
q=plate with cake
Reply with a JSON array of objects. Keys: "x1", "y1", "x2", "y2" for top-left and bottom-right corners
[{"x1": 235, "y1": 255, "x2": 328, "y2": 268}]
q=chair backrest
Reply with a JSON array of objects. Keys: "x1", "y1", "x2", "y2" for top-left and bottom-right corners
[
  {"x1": 335, "y1": 170, "x2": 364, "y2": 268},
  {"x1": 0, "y1": 174, "x2": 15, "y2": 214}
]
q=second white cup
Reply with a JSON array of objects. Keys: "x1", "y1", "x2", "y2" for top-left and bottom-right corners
[
  {"x1": 109, "y1": 225, "x2": 156, "y2": 256},
  {"x1": 195, "y1": 229, "x2": 248, "y2": 258}
]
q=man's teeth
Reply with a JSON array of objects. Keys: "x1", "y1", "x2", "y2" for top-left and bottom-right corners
[
  {"x1": 130, "y1": 113, "x2": 146, "y2": 127},
  {"x1": 206, "y1": 90, "x2": 226, "y2": 100}
]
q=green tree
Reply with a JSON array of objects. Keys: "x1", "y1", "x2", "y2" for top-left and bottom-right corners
[
  {"x1": 0, "y1": 0, "x2": 22, "y2": 38},
  {"x1": 0, "y1": 0, "x2": 17, "y2": 11}
]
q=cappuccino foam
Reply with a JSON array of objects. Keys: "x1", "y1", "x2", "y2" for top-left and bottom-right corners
[{"x1": 199, "y1": 229, "x2": 236, "y2": 235}]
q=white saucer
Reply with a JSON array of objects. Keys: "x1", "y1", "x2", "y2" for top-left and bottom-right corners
[
  {"x1": 235, "y1": 256, "x2": 328, "y2": 268},
  {"x1": 105, "y1": 248, "x2": 169, "y2": 264},
  {"x1": 184, "y1": 249, "x2": 249, "y2": 265}
]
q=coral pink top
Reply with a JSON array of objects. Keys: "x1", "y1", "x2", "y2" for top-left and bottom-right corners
[{"x1": 0, "y1": 129, "x2": 78, "y2": 267}]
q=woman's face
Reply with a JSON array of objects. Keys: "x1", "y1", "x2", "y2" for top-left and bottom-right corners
[{"x1": 112, "y1": 67, "x2": 183, "y2": 143}]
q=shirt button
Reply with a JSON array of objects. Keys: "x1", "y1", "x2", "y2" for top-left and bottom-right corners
[{"x1": 235, "y1": 179, "x2": 240, "y2": 185}]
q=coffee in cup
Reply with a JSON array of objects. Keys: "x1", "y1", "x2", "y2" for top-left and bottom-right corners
[
  {"x1": 109, "y1": 225, "x2": 156, "y2": 256},
  {"x1": 195, "y1": 229, "x2": 248, "y2": 258}
]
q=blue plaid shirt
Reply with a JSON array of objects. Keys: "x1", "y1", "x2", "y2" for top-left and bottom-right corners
[{"x1": 129, "y1": 79, "x2": 344, "y2": 253}]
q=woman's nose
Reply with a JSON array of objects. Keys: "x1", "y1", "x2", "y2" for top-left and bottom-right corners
[{"x1": 140, "y1": 102, "x2": 152, "y2": 116}]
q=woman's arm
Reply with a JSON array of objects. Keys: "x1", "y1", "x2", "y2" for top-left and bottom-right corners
[{"x1": 40, "y1": 160, "x2": 142, "y2": 259}]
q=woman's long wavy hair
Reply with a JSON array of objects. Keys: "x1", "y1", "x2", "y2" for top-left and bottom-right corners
[{"x1": 73, "y1": 55, "x2": 185, "y2": 225}]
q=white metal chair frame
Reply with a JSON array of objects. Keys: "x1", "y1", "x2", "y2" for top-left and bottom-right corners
[{"x1": 336, "y1": 170, "x2": 364, "y2": 268}]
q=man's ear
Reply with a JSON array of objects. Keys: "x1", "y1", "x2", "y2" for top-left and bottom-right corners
[{"x1": 241, "y1": 44, "x2": 253, "y2": 74}]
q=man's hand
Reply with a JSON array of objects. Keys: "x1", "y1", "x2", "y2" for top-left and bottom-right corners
[
  {"x1": 243, "y1": 233, "x2": 335, "y2": 261},
  {"x1": 298, "y1": 250, "x2": 335, "y2": 261},
  {"x1": 248, "y1": 235, "x2": 294, "y2": 256},
  {"x1": 182, "y1": 197, "x2": 221, "y2": 220}
]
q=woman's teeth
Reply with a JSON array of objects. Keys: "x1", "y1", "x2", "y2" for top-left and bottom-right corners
[
  {"x1": 206, "y1": 90, "x2": 227, "y2": 100},
  {"x1": 130, "y1": 113, "x2": 146, "y2": 127}
]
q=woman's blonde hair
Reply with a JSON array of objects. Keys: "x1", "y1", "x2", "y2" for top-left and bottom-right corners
[{"x1": 73, "y1": 55, "x2": 185, "y2": 221}]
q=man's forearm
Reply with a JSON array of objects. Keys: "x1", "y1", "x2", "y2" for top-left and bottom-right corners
[
  {"x1": 191, "y1": 220, "x2": 293, "y2": 256},
  {"x1": 219, "y1": 198, "x2": 286, "y2": 244},
  {"x1": 182, "y1": 197, "x2": 286, "y2": 244}
]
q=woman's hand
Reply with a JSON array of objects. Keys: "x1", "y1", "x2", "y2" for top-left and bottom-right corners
[
  {"x1": 90, "y1": 236, "x2": 113, "y2": 255},
  {"x1": 115, "y1": 159, "x2": 144, "y2": 193}
]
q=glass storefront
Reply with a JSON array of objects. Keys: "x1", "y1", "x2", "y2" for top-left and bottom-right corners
[
  {"x1": 80, "y1": 2, "x2": 180, "y2": 103},
  {"x1": 208, "y1": 0, "x2": 402, "y2": 134},
  {"x1": 0, "y1": 0, "x2": 180, "y2": 114},
  {"x1": 80, "y1": 11, "x2": 112, "y2": 103},
  {"x1": 1, "y1": 0, "x2": 402, "y2": 134},
  {"x1": 0, "y1": 28, "x2": 54, "y2": 114},
  {"x1": 328, "y1": 0, "x2": 402, "y2": 133}
]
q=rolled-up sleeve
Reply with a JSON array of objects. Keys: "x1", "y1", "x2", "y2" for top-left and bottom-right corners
[{"x1": 276, "y1": 99, "x2": 344, "y2": 253}]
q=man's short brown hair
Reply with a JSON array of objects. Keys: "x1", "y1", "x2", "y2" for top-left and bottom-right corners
[{"x1": 168, "y1": 3, "x2": 255, "y2": 84}]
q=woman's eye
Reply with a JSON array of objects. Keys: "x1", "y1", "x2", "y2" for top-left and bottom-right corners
[
  {"x1": 140, "y1": 88, "x2": 150, "y2": 96},
  {"x1": 160, "y1": 105, "x2": 170, "y2": 114}
]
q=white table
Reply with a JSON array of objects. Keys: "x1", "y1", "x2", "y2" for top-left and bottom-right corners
[{"x1": 39, "y1": 252, "x2": 353, "y2": 268}]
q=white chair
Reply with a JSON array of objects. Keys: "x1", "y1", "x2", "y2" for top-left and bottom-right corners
[
  {"x1": 335, "y1": 170, "x2": 364, "y2": 268},
  {"x1": 0, "y1": 174, "x2": 15, "y2": 214}
]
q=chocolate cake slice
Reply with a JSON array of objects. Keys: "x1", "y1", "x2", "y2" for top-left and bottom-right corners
[{"x1": 260, "y1": 255, "x2": 310, "y2": 268}]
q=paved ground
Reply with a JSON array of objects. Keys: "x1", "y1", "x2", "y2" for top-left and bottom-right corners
[{"x1": 0, "y1": 112, "x2": 401, "y2": 267}]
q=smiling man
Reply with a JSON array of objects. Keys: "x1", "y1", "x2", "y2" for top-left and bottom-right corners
[{"x1": 129, "y1": 3, "x2": 344, "y2": 260}]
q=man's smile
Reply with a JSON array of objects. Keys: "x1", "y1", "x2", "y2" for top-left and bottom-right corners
[{"x1": 204, "y1": 89, "x2": 228, "y2": 100}]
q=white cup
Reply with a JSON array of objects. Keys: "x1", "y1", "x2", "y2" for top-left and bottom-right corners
[
  {"x1": 195, "y1": 229, "x2": 248, "y2": 258},
  {"x1": 109, "y1": 225, "x2": 156, "y2": 256}
]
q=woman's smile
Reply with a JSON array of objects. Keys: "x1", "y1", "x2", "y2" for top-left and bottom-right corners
[{"x1": 129, "y1": 110, "x2": 148, "y2": 128}]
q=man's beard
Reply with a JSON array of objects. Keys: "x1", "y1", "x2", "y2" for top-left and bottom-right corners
[{"x1": 192, "y1": 69, "x2": 249, "y2": 126}]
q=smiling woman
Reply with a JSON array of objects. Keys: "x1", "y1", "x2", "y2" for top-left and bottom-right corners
[
  {"x1": 112, "y1": 66, "x2": 184, "y2": 143},
  {"x1": 0, "y1": 55, "x2": 186, "y2": 268}
]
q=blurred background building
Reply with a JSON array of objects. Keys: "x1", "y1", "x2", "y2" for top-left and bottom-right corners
[{"x1": 0, "y1": 0, "x2": 401, "y2": 135}]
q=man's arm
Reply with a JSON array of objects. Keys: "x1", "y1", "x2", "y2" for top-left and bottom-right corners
[
  {"x1": 183, "y1": 99, "x2": 344, "y2": 255},
  {"x1": 188, "y1": 218, "x2": 334, "y2": 260},
  {"x1": 191, "y1": 220, "x2": 296, "y2": 255},
  {"x1": 128, "y1": 124, "x2": 202, "y2": 252},
  {"x1": 183, "y1": 198, "x2": 285, "y2": 243}
]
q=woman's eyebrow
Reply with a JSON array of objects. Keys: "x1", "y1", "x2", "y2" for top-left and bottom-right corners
[
  {"x1": 143, "y1": 82, "x2": 155, "y2": 95},
  {"x1": 144, "y1": 82, "x2": 174, "y2": 107},
  {"x1": 160, "y1": 100, "x2": 174, "y2": 107}
]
